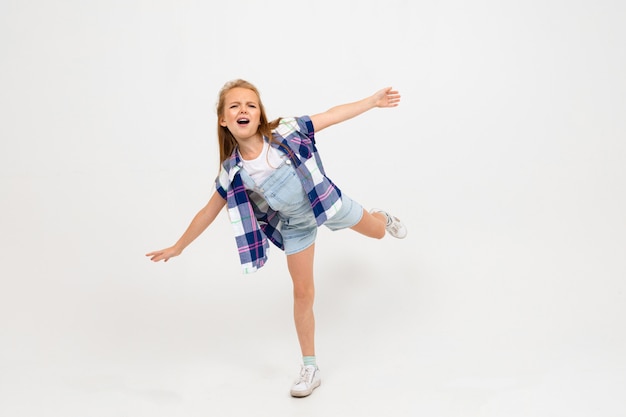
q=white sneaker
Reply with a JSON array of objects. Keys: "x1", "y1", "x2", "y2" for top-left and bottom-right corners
[
  {"x1": 370, "y1": 209, "x2": 407, "y2": 239},
  {"x1": 290, "y1": 365, "x2": 321, "y2": 397}
]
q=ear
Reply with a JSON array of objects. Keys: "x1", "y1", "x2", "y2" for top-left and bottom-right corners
[{"x1": 220, "y1": 119, "x2": 227, "y2": 127}]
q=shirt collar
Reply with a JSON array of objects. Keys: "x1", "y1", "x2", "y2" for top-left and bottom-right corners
[{"x1": 223, "y1": 147, "x2": 243, "y2": 182}]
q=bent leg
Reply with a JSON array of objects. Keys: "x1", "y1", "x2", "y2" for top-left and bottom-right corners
[
  {"x1": 287, "y1": 244, "x2": 316, "y2": 357},
  {"x1": 350, "y1": 208, "x2": 387, "y2": 239}
]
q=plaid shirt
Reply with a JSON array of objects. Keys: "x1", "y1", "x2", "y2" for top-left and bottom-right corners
[{"x1": 215, "y1": 116, "x2": 343, "y2": 273}]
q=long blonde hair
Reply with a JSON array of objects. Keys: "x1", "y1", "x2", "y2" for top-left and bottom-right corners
[{"x1": 216, "y1": 79, "x2": 282, "y2": 164}]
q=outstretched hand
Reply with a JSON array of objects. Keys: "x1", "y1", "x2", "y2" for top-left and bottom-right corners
[
  {"x1": 373, "y1": 87, "x2": 401, "y2": 108},
  {"x1": 146, "y1": 246, "x2": 181, "y2": 263}
]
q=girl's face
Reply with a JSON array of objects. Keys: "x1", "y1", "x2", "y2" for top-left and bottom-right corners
[{"x1": 220, "y1": 87, "x2": 262, "y2": 142}]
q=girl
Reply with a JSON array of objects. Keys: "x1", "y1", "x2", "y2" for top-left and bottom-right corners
[{"x1": 146, "y1": 79, "x2": 406, "y2": 397}]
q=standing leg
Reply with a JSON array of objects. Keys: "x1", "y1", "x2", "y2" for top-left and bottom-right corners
[
  {"x1": 286, "y1": 243, "x2": 316, "y2": 357},
  {"x1": 287, "y1": 243, "x2": 321, "y2": 397}
]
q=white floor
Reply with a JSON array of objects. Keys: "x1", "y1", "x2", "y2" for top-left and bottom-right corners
[{"x1": 1, "y1": 172, "x2": 625, "y2": 417}]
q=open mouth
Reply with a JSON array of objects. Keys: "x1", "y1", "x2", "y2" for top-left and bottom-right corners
[{"x1": 237, "y1": 118, "x2": 250, "y2": 125}]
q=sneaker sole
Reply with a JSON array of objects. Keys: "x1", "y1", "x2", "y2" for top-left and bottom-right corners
[
  {"x1": 390, "y1": 229, "x2": 407, "y2": 239},
  {"x1": 290, "y1": 379, "x2": 321, "y2": 397}
]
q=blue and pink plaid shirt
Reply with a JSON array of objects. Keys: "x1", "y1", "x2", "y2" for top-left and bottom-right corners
[{"x1": 215, "y1": 116, "x2": 343, "y2": 273}]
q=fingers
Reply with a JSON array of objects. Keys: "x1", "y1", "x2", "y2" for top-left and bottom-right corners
[
  {"x1": 386, "y1": 92, "x2": 401, "y2": 106},
  {"x1": 386, "y1": 88, "x2": 401, "y2": 100},
  {"x1": 377, "y1": 87, "x2": 401, "y2": 107},
  {"x1": 145, "y1": 250, "x2": 169, "y2": 262}
]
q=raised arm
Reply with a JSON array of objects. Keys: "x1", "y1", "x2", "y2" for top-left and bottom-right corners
[
  {"x1": 146, "y1": 190, "x2": 226, "y2": 262},
  {"x1": 310, "y1": 86, "x2": 400, "y2": 133}
]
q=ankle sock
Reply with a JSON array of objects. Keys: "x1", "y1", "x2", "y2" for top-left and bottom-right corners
[{"x1": 303, "y1": 356, "x2": 317, "y2": 368}]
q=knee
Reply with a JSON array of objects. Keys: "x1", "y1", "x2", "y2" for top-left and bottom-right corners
[{"x1": 293, "y1": 286, "x2": 315, "y2": 305}]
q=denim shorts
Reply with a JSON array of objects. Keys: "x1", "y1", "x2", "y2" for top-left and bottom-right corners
[{"x1": 251, "y1": 161, "x2": 363, "y2": 255}]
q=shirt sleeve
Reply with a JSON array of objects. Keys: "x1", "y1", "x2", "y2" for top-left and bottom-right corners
[
  {"x1": 296, "y1": 115, "x2": 316, "y2": 144},
  {"x1": 215, "y1": 165, "x2": 229, "y2": 199}
]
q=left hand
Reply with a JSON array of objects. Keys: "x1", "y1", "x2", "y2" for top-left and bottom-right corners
[{"x1": 373, "y1": 87, "x2": 401, "y2": 108}]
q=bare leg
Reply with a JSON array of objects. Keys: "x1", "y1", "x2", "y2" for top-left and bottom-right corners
[
  {"x1": 287, "y1": 244, "x2": 316, "y2": 357},
  {"x1": 350, "y1": 209, "x2": 387, "y2": 239}
]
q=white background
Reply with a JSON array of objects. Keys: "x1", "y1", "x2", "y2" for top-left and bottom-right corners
[{"x1": 1, "y1": 1, "x2": 625, "y2": 416}]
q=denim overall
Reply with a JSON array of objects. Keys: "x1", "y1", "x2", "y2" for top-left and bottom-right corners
[{"x1": 239, "y1": 157, "x2": 363, "y2": 255}]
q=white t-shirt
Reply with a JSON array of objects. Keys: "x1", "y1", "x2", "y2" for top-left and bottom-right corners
[{"x1": 239, "y1": 140, "x2": 285, "y2": 186}]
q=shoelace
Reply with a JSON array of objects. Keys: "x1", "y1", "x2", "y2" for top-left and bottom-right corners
[{"x1": 296, "y1": 366, "x2": 315, "y2": 385}]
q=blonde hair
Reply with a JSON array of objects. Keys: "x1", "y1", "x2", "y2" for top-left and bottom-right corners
[{"x1": 216, "y1": 79, "x2": 282, "y2": 164}]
